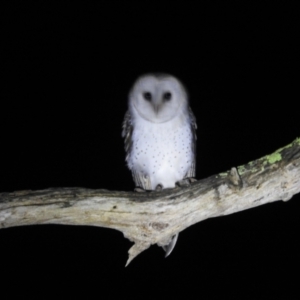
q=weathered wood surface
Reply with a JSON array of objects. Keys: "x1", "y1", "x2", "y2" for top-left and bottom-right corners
[{"x1": 1, "y1": 138, "x2": 299, "y2": 265}]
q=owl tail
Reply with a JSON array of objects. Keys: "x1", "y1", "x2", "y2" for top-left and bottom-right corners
[{"x1": 162, "y1": 233, "x2": 179, "y2": 257}]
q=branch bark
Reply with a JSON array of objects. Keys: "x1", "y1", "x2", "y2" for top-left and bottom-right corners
[{"x1": 1, "y1": 138, "x2": 300, "y2": 265}]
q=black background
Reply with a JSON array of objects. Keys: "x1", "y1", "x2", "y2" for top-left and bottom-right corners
[{"x1": 1, "y1": 1, "x2": 299, "y2": 299}]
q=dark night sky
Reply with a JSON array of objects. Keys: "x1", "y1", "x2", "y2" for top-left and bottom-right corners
[{"x1": 1, "y1": 1, "x2": 299, "y2": 299}]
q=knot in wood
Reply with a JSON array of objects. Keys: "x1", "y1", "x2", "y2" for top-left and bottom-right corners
[{"x1": 151, "y1": 222, "x2": 169, "y2": 231}]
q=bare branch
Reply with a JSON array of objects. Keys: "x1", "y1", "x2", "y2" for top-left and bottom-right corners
[{"x1": 1, "y1": 138, "x2": 300, "y2": 265}]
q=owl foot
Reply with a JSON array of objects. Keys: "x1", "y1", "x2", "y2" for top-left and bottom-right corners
[
  {"x1": 134, "y1": 187, "x2": 146, "y2": 193},
  {"x1": 162, "y1": 233, "x2": 179, "y2": 257},
  {"x1": 155, "y1": 184, "x2": 163, "y2": 191},
  {"x1": 134, "y1": 184, "x2": 164, "y2": 192},
  {"x1": 176, "y1": 177, "x2": 197, "y2": 187}
]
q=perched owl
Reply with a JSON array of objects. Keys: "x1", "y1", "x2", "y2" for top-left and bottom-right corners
[{"x1": 122, "y1": 73, "x2": 197, "y2": 256}]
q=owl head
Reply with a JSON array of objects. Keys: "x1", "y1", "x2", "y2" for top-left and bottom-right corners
[{"x1": 129, "y1": 74, "x2": 188, "y2": 123}]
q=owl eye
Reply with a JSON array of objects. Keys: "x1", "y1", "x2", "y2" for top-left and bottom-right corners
[
  {"x1": 143, "y1": 92, "x2": 152, "y2": 101},
  {"x1": 163, "y1": 91, "x2": 172, "y2": 101}
]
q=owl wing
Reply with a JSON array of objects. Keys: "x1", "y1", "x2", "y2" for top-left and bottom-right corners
[
  {"x1": 185, "y1": 107, "x2": 197, "y2": 178},
  {"x1": 122, "y1": 110, "x2": 133, "y2": 160},
  {"x1": 122, "y1": 110, "x2": 152, "y2": 190}
]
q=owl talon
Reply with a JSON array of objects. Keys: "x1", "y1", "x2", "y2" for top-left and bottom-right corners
[
  {"x1": 155, "y1": 184, "x2": 163, "y2": 191},
  {"x1": 162, "y1": 234, "x2": 179, "y2": 257},
  {"x1": 134, "y1": 187, "x2": 146, "y2": 193},
  {"x1": 176, "y1": 177, "x2": 197, "y2": 187}
]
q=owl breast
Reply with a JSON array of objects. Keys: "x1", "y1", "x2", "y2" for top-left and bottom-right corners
[{"x1": 128, "y1": 114, "x2": 194, "y2": 190}]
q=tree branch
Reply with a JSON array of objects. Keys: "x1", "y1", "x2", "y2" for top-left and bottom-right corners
[{"x1": 1, "y1": 138, "x2": 300, "y2": 265}]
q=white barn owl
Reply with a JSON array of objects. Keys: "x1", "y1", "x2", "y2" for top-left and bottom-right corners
[{"x1": 122, "y1": 74, "x2": 197, "y2": 256}]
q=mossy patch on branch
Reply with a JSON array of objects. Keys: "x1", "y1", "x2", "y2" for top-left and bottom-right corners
[{"x1": 265, "y1": 152, "x2": 282, "y2": 164}]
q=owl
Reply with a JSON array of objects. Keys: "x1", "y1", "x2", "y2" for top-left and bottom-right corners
[{"x1": 122, "y1": 73, "x2": 197, "y2": 256}]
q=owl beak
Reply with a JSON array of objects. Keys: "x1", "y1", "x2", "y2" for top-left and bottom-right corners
[{"x1": 153, "y1": 104, "x2": 162, "y2": 115}]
